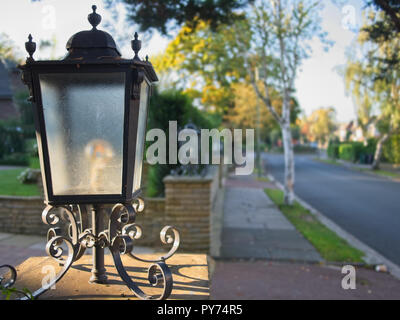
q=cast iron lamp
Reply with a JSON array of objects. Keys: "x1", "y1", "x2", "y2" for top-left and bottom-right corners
[{"x1": 1, "y1": 5, "x2": 180, "y2": 300}]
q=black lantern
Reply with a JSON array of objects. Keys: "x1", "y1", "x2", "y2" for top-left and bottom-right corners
[
  {"x1": 21, "y1": 6, "x2": 156, "y2": 206},
  {"x1": 11, "y1": 5, "x2": 180, "y2": 300}
]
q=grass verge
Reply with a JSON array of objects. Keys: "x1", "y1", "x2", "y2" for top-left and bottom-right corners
[
  {"x1": 0, "y1": 169, "x2": 40, "y2": 196},
  {"x1": 265, "y1": 188, "x2": 365, "y2": 263},
  {"x1": 315, "y1": 157, "x2": 400, "y2": 179}
]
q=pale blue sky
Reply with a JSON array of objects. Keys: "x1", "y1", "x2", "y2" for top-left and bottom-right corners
[{"x1": 0, "y1": 0, "x2": 364, "y2": 123}]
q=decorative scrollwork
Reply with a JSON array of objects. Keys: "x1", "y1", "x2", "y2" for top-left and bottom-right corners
[
  {"x1": 3, "y1": 198, "x2": 180, "y2": 300},
  {"x1": 108, "y1": 203, "x2": 177, "y2": 300},
  {"x1": 0, "y1": 264, "x2": 17, "y2": 289},
  {"x1": 20, "y1": 235, "x2": 75, "y2": 300}
]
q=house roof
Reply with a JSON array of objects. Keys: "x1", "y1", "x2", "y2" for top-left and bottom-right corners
[{"x1": 0, "y1": 60, "x2": 13, "y2": 99}]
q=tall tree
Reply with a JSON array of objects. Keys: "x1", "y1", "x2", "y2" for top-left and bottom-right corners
[
  {"x1": 346, "y1": 8, "x2": 400, "y2": 170},
  {"x1": 305, "y1": 107, "x2": 336, "y2": 148},
  {"x1": 152, "y1": 19, "x2": 250, "y2": 114},
  {"x1": 104, "y1": 0, "x2": 250, "y2": 35},
  {"x1": 235, "y1": 0, "x2": 330, "y2": 205}
]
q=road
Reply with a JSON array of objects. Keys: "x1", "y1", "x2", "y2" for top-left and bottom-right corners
[{"x1": 263, "y1": 153, "x2": 400, "y2": 266}]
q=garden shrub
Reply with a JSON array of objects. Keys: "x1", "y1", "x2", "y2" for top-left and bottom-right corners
[
  {"x1": 339, "y1": 143, "x2": 355, "y2": 162},
  {"x1": 145, "y1": 89, "x2": 219, "y2": 197},
  {"x1": 327, "y1": 140, "x2": 340, "y2": 159},
  {"x1": 383, "y1": 134, "x2": 400, "y2": 164}
]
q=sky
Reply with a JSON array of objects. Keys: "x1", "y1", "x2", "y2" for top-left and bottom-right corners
[{"x1": 0, "y1": 0, "x2": 364, "y2": 123}]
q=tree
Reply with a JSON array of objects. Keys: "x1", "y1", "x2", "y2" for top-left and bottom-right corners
[
  {"x1": 365, "y1": 0, "x2": 400, "y2": 33},
  {"x1": 0, "y1": 33, "x2": 21, "y2": 62},
  {"x1": 345, "y1": 9, "x2": 400, "y2": 170},
  {"x1": 226, "y1": 81, "x2": 300, "y2": 139},
  {"x1": 235, "y1": 0, "x2": 330, "y2": 205},
  {"x1": 104, "y1": 0, "x2": 250, "y2": 35},
  {"x1": 305, "y1": 107, "x2": 336, "y2": 148},
  {"x1": 152, "y1": 20, "x2": 250, "y2": 114}
]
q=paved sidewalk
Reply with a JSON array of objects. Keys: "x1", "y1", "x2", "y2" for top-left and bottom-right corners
[
  {"x1": 210, "y1": 173, "x2": 400, "y2": 299},
  {"x1": 219, "y1": 174, "x2": 322, "y2": 262},
  {"x1": 0, "y1": 232, "x2": 46, "y2": 267}
]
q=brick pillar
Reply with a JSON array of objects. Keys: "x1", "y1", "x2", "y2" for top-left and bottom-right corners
[{"x1": 163, "y1": 175, "x2": 213, "y2": 252}]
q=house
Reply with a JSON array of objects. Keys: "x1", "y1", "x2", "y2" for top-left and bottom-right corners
[
  {"x1": 0, "y1": 59, "x2": 24, "y2": 120},
  {"x1": 335, "y1": 120, "x2": 380, "y2": 142}
]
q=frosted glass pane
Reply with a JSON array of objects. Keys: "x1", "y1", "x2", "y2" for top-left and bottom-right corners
[
  {"x1": 40, "y1": 72, "x2": 126, "y2": 195},
  {"x1": 133, "y1": 81, "x2": 149, "y2": 193}
]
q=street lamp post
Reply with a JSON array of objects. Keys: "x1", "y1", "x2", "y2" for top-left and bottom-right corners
[{"x1": 1, "y1": 5, "x2": 180, "y2": 300}]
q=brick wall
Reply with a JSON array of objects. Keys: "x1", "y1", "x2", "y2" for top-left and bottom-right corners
[
  {"x1": 0, "y1": 165, "x2": 223, "y2": 254},
  {"x1": 0, "y1": 196, "x2": 47, "y2": 235}
]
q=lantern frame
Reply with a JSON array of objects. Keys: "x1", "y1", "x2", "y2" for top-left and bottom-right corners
[{"x1": 21, "y1": 58, "x2": 156, "y2": 206}]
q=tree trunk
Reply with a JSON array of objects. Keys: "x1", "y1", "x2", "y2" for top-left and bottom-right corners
[
  {"x1": 371, "y1": 133, "x2": 389, "y2": 170},
  {"x1": 281, "y1": 123, "x2": 295, "y2": 205}
]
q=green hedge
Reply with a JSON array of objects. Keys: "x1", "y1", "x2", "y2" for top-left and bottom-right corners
[
  {"x1": 145, "y1": 89, "x2": 220, "y2": 197},
  {"x1": 338, "y1": 144, "x2": 355, "y2": 162},
  {"x1": 328, "y1": 139, "x2": 376, "y2": 164},
  {"x1": 383, "y1": 134, "x2": 400, "y2": 164},
  {"x1": 327, "y1": 141, "x2": 340, "y2": 159}
]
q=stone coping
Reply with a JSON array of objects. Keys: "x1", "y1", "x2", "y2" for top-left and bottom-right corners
[{"x1": 163, "y1": 166, "x2": 218, "y2": 184}]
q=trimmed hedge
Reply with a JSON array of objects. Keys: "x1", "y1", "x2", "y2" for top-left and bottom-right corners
[{"x1": 328, "y1": 139, "x2": 376, "y2": 164}]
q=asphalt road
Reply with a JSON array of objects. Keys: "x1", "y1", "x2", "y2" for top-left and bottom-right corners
[{"x1": 263, "y1": 153, "x2": 400, "y2": 266}]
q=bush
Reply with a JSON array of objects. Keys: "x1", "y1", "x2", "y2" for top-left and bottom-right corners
[
  {"x1": 327, "y1": 141, "x2": 340, "y2": 159},
  {"x1": 0, "y1": 152, "x2": 29, "y2": 166},
  {"x1": 339, "y1": 143, "x2": 355, "y2": 162},
  {"x1": 337, "y1": 141, "x2": 375, "y2": 163},
  {"x1": 0, "y1": 120, "x2": 26, "y2": 158},
  {"x1": 383, "y1": 134, "x2": 400, "y2": 164},
  {"x1": 145, "y1": 89, "x2": 219, "y2": 197},
  {"x1": 17, "y1": 168, "x2": 41, "y2": 184}
]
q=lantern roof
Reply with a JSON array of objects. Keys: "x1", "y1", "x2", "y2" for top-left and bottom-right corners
[{"x1": 65, "y1": 5, "x2": 121, "y2": 59}]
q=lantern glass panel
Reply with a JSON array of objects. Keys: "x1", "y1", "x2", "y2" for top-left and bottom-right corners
[
  {"x1": 132, "y1": 80, "x2": 149, "y2": 193},
  {"x1": 39, "y1": 72, "x2": 126, "y2": 195}
]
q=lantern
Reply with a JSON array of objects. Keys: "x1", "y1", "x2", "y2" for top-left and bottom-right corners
[{"x1": 14, "y1": 5, "x2": 180, "y2": 300}]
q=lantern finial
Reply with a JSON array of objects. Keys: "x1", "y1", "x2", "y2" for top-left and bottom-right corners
[
  {"x1": 131, "y1": 32, "x2": 141, "y2": 61},
  {"x1": 25, "y1": 34, "x2": 36, "y2": 63},
  {"x1": 88, "y1": 4, "x2": 101, "y2": 29}
]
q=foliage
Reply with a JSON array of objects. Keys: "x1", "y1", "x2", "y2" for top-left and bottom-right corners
[
  {"x1": 14, "y1": 90, "x2": 35, "y2": 139},
  {"x1": 226, "y1": 81, "x2": 300, "y2": 141},
  {"x1": 0, "y1": 33, "x2": 21, "y2": 62},
  {"x1": 336, "y1": 141, "x2": 376, "y2": 163},
  {"x1": 104, "y1": 0, "x2": 250, "y2": 35},
  {"x1": 0, "y1": 119, "x2": 25, "y2": 159},
  {"x1": 17, "y1": 168, "x2": 41, "y2": 184},
  {"x1": 338, "y1": 143, "x2": 355, "y2": 162},
  {"x1": 345, "y1": 6, "x2": 400, "y2": 168},
  {"x1": 383, "y1": 134, "x2": 400, "y2": 164},
  {"x1": 299, "y1": 107, "x2": 336, "y2": 147},
  {"x1": 327, "y1": 140, "x2": 340, "y2": 159},
  {"x1": 235, "y1": 0, "x2": 330, "y2": 205},
  {"x1": 152, "y1": 19, "x2": 250, "y2": 114},
  {"x1": 0, "y1": 285, "x2": 33, "y2": 300},
  {"x1": 146, "y1": 89, "x2": 217, "y2": 197},
  {"x1": 265, "y1": 188, "x2": 364, "y2": 263}
]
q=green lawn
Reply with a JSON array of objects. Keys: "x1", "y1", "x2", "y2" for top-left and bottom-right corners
[
  {"x1": 265, "y1": 188, "x2": 365, "y2": 263},
  {"x1": 0, "y1": 169, "x2": 40, "y2": 196}
]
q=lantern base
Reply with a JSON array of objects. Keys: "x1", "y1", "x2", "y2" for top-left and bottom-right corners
[{"x1": 0, "y1": 200, "x2": 180, "y2": 300}]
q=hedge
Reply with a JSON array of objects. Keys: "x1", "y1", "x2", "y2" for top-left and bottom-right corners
[{"x1": 328, "y1": 139, "x2": 376, "y2": 164}]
